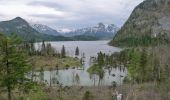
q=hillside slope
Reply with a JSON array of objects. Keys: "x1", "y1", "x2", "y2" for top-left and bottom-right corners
[
  {"x1": 0, "y1": 17, "x2": 42, "y2": 41},
  {"x1": 110, "y1": 0, "x2": 170, "y2": 46}
]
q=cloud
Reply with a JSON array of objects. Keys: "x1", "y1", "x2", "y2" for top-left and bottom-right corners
[
  {"x1": 27, "y1": 1, "x2": 65, "y2": 10},
  {"x1": 29, "y1": 14, "x2": 64, "y2": 19},
  {"x1": 0, "y1": 0, "x2": 144, "y2": 29},
  {"x1": 0, "y1": 14, "x2": 5, "y2": 17}
]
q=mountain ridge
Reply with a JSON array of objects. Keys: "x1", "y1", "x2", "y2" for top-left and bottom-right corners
[
  {"x1": 0, "y1": 17, "x2": 72, "y2": 41},
  {"x1": 65, "y1": 23, "x2": 119, "y2": 39},
  {"x1": 30, "y1": 22, "x2": 119, "y2": 40},
  {"x1": 30, "y1": 23, "x2": 61, "y2": 36},
  {"x1": 0, "y1": 17, "x2": 119, "y2": 41}
]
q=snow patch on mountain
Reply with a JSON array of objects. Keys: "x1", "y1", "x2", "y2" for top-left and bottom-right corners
[
  {"x1": 30, "y1": 24, "x2": 61, "y2": 36},
  {"x1": 65, "y1": 23, "x2": 119, "y2": 39}
]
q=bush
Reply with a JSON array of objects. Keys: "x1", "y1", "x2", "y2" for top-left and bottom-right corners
[{"x1": 82, "y1": 91, "x2": 94, "y2": 100}]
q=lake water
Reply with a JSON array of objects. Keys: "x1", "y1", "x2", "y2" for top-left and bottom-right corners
[{"x1": 35, "y1": 41, "x2": 127, "y2": 86}]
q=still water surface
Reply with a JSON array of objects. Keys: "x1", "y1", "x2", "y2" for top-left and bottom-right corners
[{"x1": 35, "y1": 41, "x2": 127, "y2": 86}]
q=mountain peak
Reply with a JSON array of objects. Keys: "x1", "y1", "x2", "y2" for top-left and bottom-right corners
[
  {"x1": 97, "y1": 23, "x2": 105, "y2": 28},
  {"x1": 10, "y1": 17, "x2": 28, "y2": 24},
  {"x1": 0, "y1": 17, "x2": 43, "y2": 41},
  {"x1": 12, "y1": 17, "x2": 24, "y2": 21}
]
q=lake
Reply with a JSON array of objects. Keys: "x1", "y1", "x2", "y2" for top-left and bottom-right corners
[{"x1": 35, "y1": 41, "x2": 127, "y2": 86}]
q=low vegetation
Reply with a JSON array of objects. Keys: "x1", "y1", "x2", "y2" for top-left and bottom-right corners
[{"x1": 30, "y1": 56, "x2": 81, "y2": 71}]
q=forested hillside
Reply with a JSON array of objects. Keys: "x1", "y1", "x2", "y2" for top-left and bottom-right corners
[{"x1": 110, "y1": 0, "x2": 170, "y2": 46}]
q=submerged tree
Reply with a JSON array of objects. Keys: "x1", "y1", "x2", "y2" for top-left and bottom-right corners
[
  {"x1": 39, "y1": 67, "x2": 44, "y2": 83},
  {"x1": 98, "y1": 69, "x2": 105, "y2": 86},
  {"x1": 87, "y1": 64, "x2": 105, "y2": 86},
  {"x1": 0, "y1": 33, "x2": 31, "y2": 100},
  {"x1": 75, "y1": 73, "x2": 80, "y2": 86},
  {"x1": 49, "y1": 68, "x2": 53, "y2": 87}
]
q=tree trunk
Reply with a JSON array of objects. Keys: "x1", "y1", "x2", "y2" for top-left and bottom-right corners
[
  {"x1": 7, "y1": 86, "x2": 12, "y2": 100},
  {"x1": 5, "y1": 41, "x2": 12, "y2": 100},
  {"x1": 98, "y1": 78, "x2": 101, "y2": 86},
  {"x1": 50, "y1": 71, "x2": 52, "y2": 87}
]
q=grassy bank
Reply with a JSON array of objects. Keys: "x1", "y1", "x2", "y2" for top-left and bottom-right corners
[
  {"x1": 29, "y1": 56, "x2": 82, "y2": 71},
  {"x1": 0, "y1": 86, "x2": 114, "y2": 100},
  {"x1": 1, "y1": 83, "x2": 170, "y2": 100}
]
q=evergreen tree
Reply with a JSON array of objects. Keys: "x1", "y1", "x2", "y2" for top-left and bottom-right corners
[
  {"x1": 75, "y1": 46, "x2": 79, "y2": 56},
  {"x1": 127, "y1": 49, "x2": 141, "y2": 83},
  {"x1": 61, "y1": 45, "x2": 66, "y2": 58},
  {"x1": 162, "y1": 64, "x2": 170, "y2": 82},
  {"x1": 0, "y1": 33, "x2": 31, "y2": 100},
  {"x1": 139, "y1": 48, "x2": 147, "y2": 82},
  {"x1": 97, "y1": 52, "x2": 104, "y2": 66},
  {"x1": 153, "y1": 56, "x2": 161, "y2": 83},
  {"x1": 41, "y1": 40, "x2": 46, "y2": 56},
  {"x1": 30, "y1": 40, "x2": 35, "y2": 55},
  {"x1": 46, "y1": 43, "x2": 55, "y2": 56}
]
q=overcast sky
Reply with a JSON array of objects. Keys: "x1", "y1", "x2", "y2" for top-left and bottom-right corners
[{"x1": 0, "y1": 0, "x2": 143, "y2": 30}]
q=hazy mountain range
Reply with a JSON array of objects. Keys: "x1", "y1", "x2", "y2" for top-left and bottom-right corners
[
  {"x1": 0, "y1": 17, "x2": 119, "y2": 41},
  {"x1": 64, "y1": 23, "x2": 119, "y2": 39},
  {"x1": 31, "y1": 22, "x2": 119, "y2": 40}
]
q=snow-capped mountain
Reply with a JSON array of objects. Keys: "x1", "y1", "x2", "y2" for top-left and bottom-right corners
[
  {"x1": 30, "y1": 24, "x2": 61, "y2": 36},
  {"x1": 65, "y1": 23, "x2": 119, "y2": 39},
  {"x1": 0, "y1": 17, "x2": 69, "y2": 41},
  {"x1": 30, "y1": 22, "x2": 119, "y2": 40}
]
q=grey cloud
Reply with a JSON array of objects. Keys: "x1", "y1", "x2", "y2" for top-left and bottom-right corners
[
  {"x1": 27, "y1": 1, "x2": 65, "y2": 10},
  {"x1": 29, "y1": 14, "x2": 64, "y2": 19},
  {"x1": 0, "y1": 14, "x2": 5, "y2": 17},
  {"x1": 29, "y1": 7, "x2": 131, "y2": 29},
  {"x1": 25, "y1": 0, "x2": 144, "y2": 29},
  {"x1": 40, "y1": 13, "x2": 125, "y2": 29}
]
